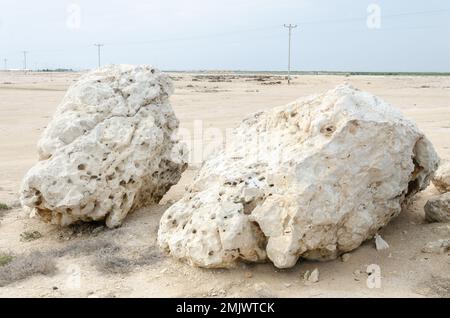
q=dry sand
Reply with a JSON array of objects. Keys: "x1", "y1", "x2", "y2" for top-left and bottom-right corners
[{"x1": 0, "y1": 71, "x2": 449, "y2": 297}]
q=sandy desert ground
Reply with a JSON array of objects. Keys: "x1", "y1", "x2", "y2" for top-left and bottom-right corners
[{"x1": 0, "y1": 70, "x2": 449, "y2": 298}]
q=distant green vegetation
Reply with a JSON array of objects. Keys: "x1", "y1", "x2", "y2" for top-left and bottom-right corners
[
  {"x1": 37, "y1": 68, "x2": 75, "y2": 72},
  {"x1": 0, "y1": 203, "x2": 9, "y2": 210}
]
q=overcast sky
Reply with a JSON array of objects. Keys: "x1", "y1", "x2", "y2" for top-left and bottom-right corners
[{"x1": 1, "y1": 0, "x2": 449, "y2": 71}]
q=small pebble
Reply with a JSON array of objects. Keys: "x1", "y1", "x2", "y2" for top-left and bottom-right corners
[
  {"x1": 303, "y1": 268, "x2": 319, "y2": 284},
  {"x1": 375, "y1": 234, "x2": 389, "y2": 251},
  {"x1": 341, "y1": 253, "x2": 351, "y2": 262}
]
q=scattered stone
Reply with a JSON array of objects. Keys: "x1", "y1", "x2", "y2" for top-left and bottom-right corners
[
  {"x1": 424, "y1": 193, "x2": 450, "y2": 223},
  {"x1": 341, "y1": 253, "x2": 351, "y2": 262},
  {"x1": 432, "y1": 159, "x2": 450, "y2": 193},
  {"x1": 20, "y1": 65, "x2": 187, "y2": 228},
  {"x1": 422, "y1": 239, "x2": 450, "y2": 254},
  {"x1": 245, "y1": 271, "x2": 253, "y2": 279},
  {"x1": 375, "y1": 234, "x2": 390, "y2": 251},
  {"x1": 158, "y1": 84, "x2": 439, "y2": 269},
  {"x1": 20, "y1": 230, "x2": 43, "y2": 242},
  {"x1": 303, "y1": 268, "x2": 320, "y2": 284}
]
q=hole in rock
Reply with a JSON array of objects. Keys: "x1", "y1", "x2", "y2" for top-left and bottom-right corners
[
  {"x1": 321, "y1": 125, "x2": 336, "y2": 136},
  {"x1": 406, "y1": 157, "x2": 424, "y2": 197}
]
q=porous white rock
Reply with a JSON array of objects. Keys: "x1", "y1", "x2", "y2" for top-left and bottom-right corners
[
  {"x1": 432, "y1": 159, "x2": 450, "y2": 193},
  {"x1": 20, "y1": 65, "x2": 187, "y2": 228},
  {"x1": 158, "y1": 84, "x2": 439, "y2": 269}
]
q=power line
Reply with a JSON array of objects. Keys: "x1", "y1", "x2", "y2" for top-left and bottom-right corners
[
  {"x1": 9, "y1": 8, "x2": 450, "y2": 56},
  {"x1": 284, "y1": 24, "x2": 297, "y2": 85},
  {"x1": 94, "y1": 43, "x2": 104, "y2": 68},
  {"x1": 3, "y1": 7, "x2": 449, "y2": 71},
  {"x1": 294, "y1": 8, "x2": 450, "y2": 26}
]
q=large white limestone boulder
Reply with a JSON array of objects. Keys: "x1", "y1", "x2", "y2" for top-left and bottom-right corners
[
  {"x1": 20, "y1": 65, "x2": 187, "y2": 228},
  {"x1": 158, "y1": 84, "x2": 439, "y2": 269}
]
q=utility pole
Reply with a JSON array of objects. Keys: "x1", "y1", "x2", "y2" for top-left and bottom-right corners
[
  {"x1": 283, "y1": 24, "x2": 297, "y2": 85},
  {"x1": 22, "y1": 51, "x2": 28, "y2": 70},
  {"x1": 94, "y1": 43, "x2": 104, "y2": 68},
  {"x1": 3, "y1": 58, "x2": 7, "y2": 71}
]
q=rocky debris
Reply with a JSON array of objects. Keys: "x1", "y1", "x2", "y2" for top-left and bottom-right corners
[
  {"x1": 303, "y1": 268, "x2": 320, "y2": 284},
  {"x1": 158, "y1": 84, "x2": 439, "y2": 269},
  {"x1": 425, "y1": 193, "x2": 450, "y2": 223},
  {"x1": 375, "y1": 234, "x2": 390, "y2": 251},
  {"x1": 422, "y1": 239, "x2": 450, "y2": 254},
  {"x1": 20, "y1": 65, "x2": 187, "y2": 228},
  {"x1": 432, "y1": 160, "x2": 450, "y2": 193}
]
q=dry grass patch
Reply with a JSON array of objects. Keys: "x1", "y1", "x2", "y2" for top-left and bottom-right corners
[{"x1": 0, "y1": 251, "x2": 57, "y2": 287}]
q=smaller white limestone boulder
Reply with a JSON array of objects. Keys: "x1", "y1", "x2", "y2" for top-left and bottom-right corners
[
  {"x1": 20, "y1": 65, "x2": 187, "y2": 228},
  {"x1": 432, "y1": 159, "x2": 450, "y2": 193}
]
